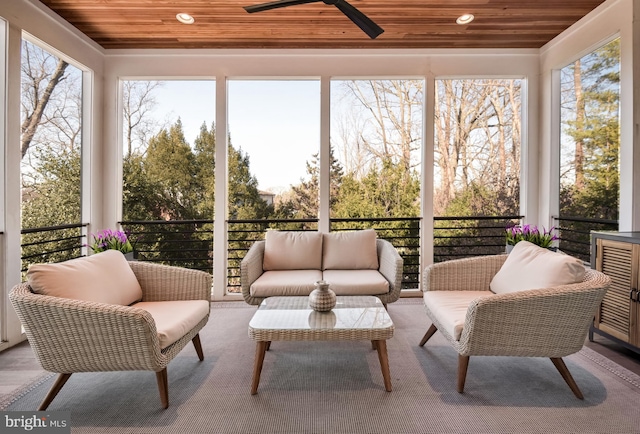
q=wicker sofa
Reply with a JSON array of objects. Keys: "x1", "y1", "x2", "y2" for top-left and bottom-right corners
[
  {"x1": 240, "y1": 229, "x2": 403, "y2": 306},
  {"x1": 10, "y1": 250, "x2": 212, "y2": 410},
  {"x1": 419, "y1": 241, "x2": 610, "y2": 399}
]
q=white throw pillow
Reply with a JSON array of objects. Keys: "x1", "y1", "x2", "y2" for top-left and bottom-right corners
[
  {"x1": 263, "y1": 231, "x2": 323, "y2": 271},
  {"x1": 27, "y1": 250, "x2": 142, "y2": 305},
  {"x1": 322, "y1": 229, "x2": 378, "y2": 270},
  {"x1": 489, "y1": 241, "x2": 586, "y2": 294}
]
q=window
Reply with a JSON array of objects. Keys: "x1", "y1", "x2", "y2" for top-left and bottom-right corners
[
  {"x1": 227, "y1": 79, "x2": 320, "y2": 220},
  {"x1": 433, "y1": 78, "x2": 523, "y2": 261},
  {"x1": 226, "y1": 79, "x2": 320, "y2": 292},
  {"x1": 330, "y1": 79, "x2": 423, "y2": 288},
  {"x1": 559, "y1": 38, "x2": 620, "y2": 261},
  {"x1": 120, "y1": 80, "x2": 216, "y2": 270},
  {"x1": 20, "y1": 38, "x2": 84, "y2": 269}
]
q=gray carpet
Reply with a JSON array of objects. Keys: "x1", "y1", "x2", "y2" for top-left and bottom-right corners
[{"x1": 3, "y1": 300, "x2": 640, "y2": 433}]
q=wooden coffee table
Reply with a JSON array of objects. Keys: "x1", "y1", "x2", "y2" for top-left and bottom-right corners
[{"x1": 248, "y1": 295, "x2": 394, "y2": 394}]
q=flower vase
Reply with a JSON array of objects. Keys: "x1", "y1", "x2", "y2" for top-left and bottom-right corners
[
  {"x1": 309, "y1": 280, "x2": 336, "y2": 312},
  {"x1": 505, "y1": 244, "x2": 515, "y2": 254}
]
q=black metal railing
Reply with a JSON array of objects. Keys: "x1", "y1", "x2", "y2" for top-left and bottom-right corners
[
  {"x1": 120, "y1": 220, "x2": 214, "y2": 272},
  {"x1": 552, "y1": 216, "x2": 619, "y2": 263},
  {"x1": 433, "y1": 215, "x2": 523, "y2": 262},
  {"x1": 25, "y1": 215, "x2": 561, "y2": 293},
  {"x1": 226, "y1": 217, "x2": 421, "y2": 292},
  {"x1": 21, "y1": 223, "x2": 87, "y2": 272}
]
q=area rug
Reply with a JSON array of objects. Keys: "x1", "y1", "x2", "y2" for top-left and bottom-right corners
[{"x1": 2, "y1": 300, "x2": 640, "y2": 433}]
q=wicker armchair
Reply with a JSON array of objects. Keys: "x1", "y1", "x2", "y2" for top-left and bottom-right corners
[
  {"x1": 419, "y1": 254, "x2": 610, "y2": 399},
  {"x1": 10, "y1": 259, "x2": 212, "y2": 410}
]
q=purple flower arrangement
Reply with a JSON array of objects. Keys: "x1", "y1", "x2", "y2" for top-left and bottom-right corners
[
  {"x1": 505, "y1": 224, "x2": 559, "y2": 249},
  {"x1": 89, "y1": 229, "x2": 134, "y2": 254}
]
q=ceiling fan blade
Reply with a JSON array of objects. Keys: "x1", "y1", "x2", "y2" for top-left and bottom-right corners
[
  {"x1": 244, "y1": 0, "x2": 321, "y2": 13},
  {"x1": 333, "y1": 0, "x2": 384, "y2": 39}
]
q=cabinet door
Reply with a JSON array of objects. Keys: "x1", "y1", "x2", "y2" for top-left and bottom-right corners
[
  {"x1": 632, "y1": 245, "x2": 640, "y2": 347},
  {"x1": 594, "y1": 238, "x2": 634, "y2": 343}
]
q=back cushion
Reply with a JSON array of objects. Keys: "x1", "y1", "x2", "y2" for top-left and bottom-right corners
[
  {"x1": 263, "y1": 231, "x2": 323, "y2": 271},
  {"x1": 322, "y1": 229, "x2": 379, "y2": 270},
  {"x1": 489, "y1": 241, "x2": 585, "y2": 294},
  {"x1": 27, "y1": 250, "x2": 143, "y2": 305}
]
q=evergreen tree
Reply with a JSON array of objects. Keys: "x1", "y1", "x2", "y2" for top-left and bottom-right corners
[
  {"x1": 193, "y1": 122, "x2": 216, "y2": 218},
  {"x1": 275, "y1": 148, "x2": 343, "y2": 219},
  {"x1": 145, "y1": 119, "x2": 199, "y2": 220},
  {"x1": 561, "y1": 39, "x2": 619, "y2": 220},
  {"x1": 122, "y1": 153, "x2": 164, "y2": 221},
  {"x1": 228, "y1": 143, "x2": 272, "y2": 220},
  {"x1": 333, "y1": 158, "x2": 419, "y2": 219},
  {"x1": 21, "y1": 147, "x2": 82, "y2": 266}
]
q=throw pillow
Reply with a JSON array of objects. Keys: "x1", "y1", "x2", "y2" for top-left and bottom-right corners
[
  {"x1": 322, "y1": 229, "x2": 378, "y2": 270},
  {"x1": 263, "y1": 230, "x2": 323, "y2": 271},
  {"x1": 27, "y1": 250, "x2": 143, "y2": 305},
  {"x1": 489, "y1": 241, "x2": 585, "y2": 294}
]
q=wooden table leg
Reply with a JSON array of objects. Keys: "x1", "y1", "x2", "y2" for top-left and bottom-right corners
[
  {"x1": 374, "y1": 339, "x2": 392, "y2": 392},
  {"x1": 251, "y1": 341, "x2": 269, "y2": 395}
]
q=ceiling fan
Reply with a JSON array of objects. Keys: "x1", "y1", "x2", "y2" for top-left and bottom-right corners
[{"x1": 243, "y1": 0, "x2": 384, "y2": 39}]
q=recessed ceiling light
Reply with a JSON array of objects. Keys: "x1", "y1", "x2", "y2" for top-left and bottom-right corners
[
  {"x1": 456, "y1": 14, "x2": 474, "y2": 25},
  {"x1": 176, "y1": 13, "x2": 195, "y2": 24}
]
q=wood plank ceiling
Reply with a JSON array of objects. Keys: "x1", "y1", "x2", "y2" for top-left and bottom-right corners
[{"x1": 37, "y1": 0, "x2": 607, "y2": 50}]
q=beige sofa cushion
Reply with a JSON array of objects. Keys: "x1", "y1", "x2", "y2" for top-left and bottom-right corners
[
  {"x1": 322, "y1": 229, "x2": 378, "y2": 270},
  {"x1": 263, "y1": 231, "x2": 323, "y2": 271},
  {"x1": 27, "y1": 250, "x2": 142, "y2": 306},
  {"x1": 490, "y1": 241, "x2": 586, "y2": 295},
  {"x1": 251, "y1": 270, "x2": 323, "y2": 297},
  {"x1": 322, "y1": 269, "x2": 389, "y2": 295},
  {"x1": 423, "y1": 291, "x2": 491, "y2": 341},
  {"x1": 134, "y1": 300, "x2": 210, "y2": 349}
]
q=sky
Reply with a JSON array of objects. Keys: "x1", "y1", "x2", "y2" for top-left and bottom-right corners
[{"x1": 147, "y1": 80, "x2": 320, "y2": 192}]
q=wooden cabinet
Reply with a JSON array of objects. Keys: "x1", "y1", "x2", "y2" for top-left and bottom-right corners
[{"x1": 591, "y1": 231, "x2": 640, "y2": 352}]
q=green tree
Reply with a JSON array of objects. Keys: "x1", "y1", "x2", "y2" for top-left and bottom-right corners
[
  {"x1": 21, "y1": 147, "x2": 82, "y2": 267},
  {"x1": 123, "y1": 119, "x2": 214, "y2": 269},
  {"x1": 144, "y1": 119, "x2": 200, "y2": 220},
  {"x1": 333, "y1": 159, "x2": 419, "y2": 219},
  {"x1": 192, "y1": 122, "x2": 216, "y2": 218},
  {"x1": 228, "y1": 143, "x2": 272, "y2": 220},
  {"x1": 20, "y1": 40, "x2": 83, "y2": 268},
  {"x1": 561, "y1": 38, "x2": 619, "y2": 221},
  {"x1": 275, "y1": 148, "x2": 343, "y2": 219},
  {"x1": 122, "y1": 153, "x2": 164, "y2": 221}
]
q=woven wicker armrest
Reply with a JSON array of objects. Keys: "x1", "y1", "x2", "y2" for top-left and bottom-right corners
[
  {"x1": 240, "y1": 240, "x2": 266, "y2": 304},
  {"x1": 377, "y1": 239, "x2": 404, "y2": 304},
  {"x1": 10, "y1": 283, "x2": 166, "y2": 373},
  {"x1": 128, "y1": 261, "x2": 212, "y2": 302},
  {"x1": 422, "y1": 254, "x2": 507, "y2": 292},
  {"x1": 459, "y1": 269, "x2": 610, "y2": 357}
]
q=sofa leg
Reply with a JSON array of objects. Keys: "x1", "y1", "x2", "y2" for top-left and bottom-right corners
[
  {"x1": 457, "y1": 355, "x2": 470, "y2": 393},
  {"x1": 192, "y1": 334, "x2": 204, "y2": 361},
  {"x1": 550, "y1": 357, "x2": 584, "y2": 399},
  {"x1": 38, "y1": 373, "x2": 72, "y2": 410},
  {"x1": 156, "y1": 368, "x2": 169, "y2": 409},
  {"x1": 419, "y1": 324, "x2": 438, "y2": 346}
]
